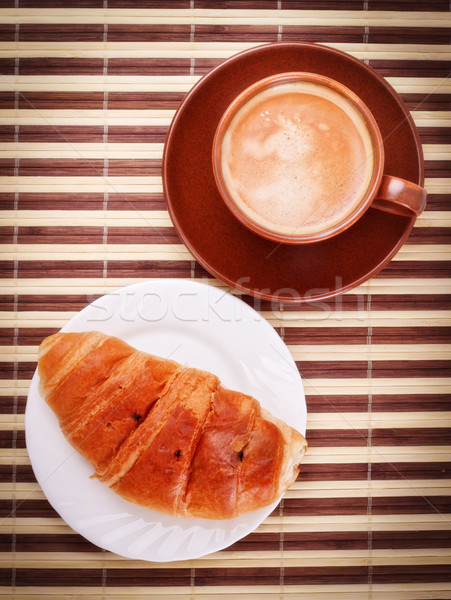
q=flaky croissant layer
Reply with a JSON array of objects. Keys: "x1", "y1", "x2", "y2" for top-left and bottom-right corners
[{"x1": 37, "y1": 331, "x2": 307, "y2": 520}]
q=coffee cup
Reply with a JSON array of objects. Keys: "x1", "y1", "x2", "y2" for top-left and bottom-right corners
[{"x1": 212, "y1": 72, "x2": 426, "y2": 244}]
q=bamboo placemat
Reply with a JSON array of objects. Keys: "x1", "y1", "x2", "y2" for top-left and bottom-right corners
[{"x1": 1, "y1": 1, "x2": 450, "y2": 598}]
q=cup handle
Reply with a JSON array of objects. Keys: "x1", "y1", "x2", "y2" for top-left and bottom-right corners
[{"x1": 371, "y1": 174, "x2": 427, "y2": 217}]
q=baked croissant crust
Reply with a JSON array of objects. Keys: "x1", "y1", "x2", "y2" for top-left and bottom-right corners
[{"x1": 37, "y1": 331, "x2": 307, "y2": 520}]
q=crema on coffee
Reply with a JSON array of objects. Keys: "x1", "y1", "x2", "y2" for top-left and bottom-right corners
[{"x1": 219, "y1": 80, "x2": 375, "y2": 236}]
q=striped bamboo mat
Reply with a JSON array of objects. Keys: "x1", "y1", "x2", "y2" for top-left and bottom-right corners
[{"x1": 1, "y1": 1, "x2": 451, "y2": 598}]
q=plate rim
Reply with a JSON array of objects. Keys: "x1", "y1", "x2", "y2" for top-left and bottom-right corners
[{"x1": 162, "y1": 41, "x2": 424, "y2": 303}]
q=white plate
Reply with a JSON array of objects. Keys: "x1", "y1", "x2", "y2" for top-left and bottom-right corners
[{"x1": 25, "y1": 279, "x2": 306, "y2": 562}]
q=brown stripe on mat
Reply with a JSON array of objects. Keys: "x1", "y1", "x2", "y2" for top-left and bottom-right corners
[
  {"x1": 0, "y1": 160, "x2": 15, "y2": 176},
  {"x1": 3, "y1": 362, "x2": 36, "y2": 379},
  {"x1": 1, "y1": 529, "x2": 448, "y2": 553},
  {"x1": 194, "y1": 58, "x2": 225, "y2": 75},
  {"x1": 196, "y1": 0, "x2": 278, "y2": 7},
  {"x1": 400, "y1": 93, "x2": 451, "y2": 111},
  {"x1": 422, "y1": 194, "x2": 451, "y2": 211},
  {"x1": 108, "y1": 25, "x2": 191, "y2": 42},
  {"x1": 17, "y1": 159, "x2": 162, "y2": 177},
  {"x1": 1, "y1": 569, "x2": 104, "y2": 587},
  {"x1": 302, "y1": 462, "x2": 451, "y2": 480},
  {"x1": 88, "y1": 568, "x2": 191, "y2": 587},
  {"x1": 18, "y1": 193, "x2": 105, "y2": 209},
  {"x1": 305, "y1": 430, "x2": 368, "y2": 447},
  {"x1": 19, "y1": 126, "x2": 105, "y2": 143},
  {"x1": 371, "y1": 360, "x2": 451, "y2": 378},
  {"x1": 375, "y1": 261, "x2": 451, "y2": 278},
  {"x1": 306, "y1": 428, "x2": 451, "y2": 447},
  {"x1": 372, "y1": 394, "x2": 451, "y2": 412},
  {"x1": 0, "y1": 93, "x2": 15, "y2": 109},
  {"x1": 372, "y1": 428, "x2": 451, "y2": 445},
  {"x1": 238, "y1": 531, "x2": 368, "y2": 551},
  {"x1": 5, "y1": 499, "x2": 61, "y2": 519},
  {"x1": 108, "y1": 193, "x2": 168, "y2": 209},
  {"x1": 286, "y1": 531, "x2": 451, "y2": 550},
  {"x1": 12, "y1": 91, "x2": 186, "y2": 110},
  {"x1": 16, "y1": 226, "x2": 181, "y2": 244},
  {"x1": 276, "y1": 566, "x2": 451, "y2": 584},
  {"x1": 19, "y1": 25, "x2": 105, "y2": 42},
  {"x1": 0, "y1": 533, "x2": 100, "y2": 553},
  {"x1": 372, "y1": 565, "x2": 451, "y2": 583},
  {"x1": 194, "y1": 567, "x2": 368, "y2": 585},
  {"x1": 282, "y1": 498, "x2": 368, "y2": 516},
  {"x1": 0, "y1": 262, "x2": 15, "y2": 277},
  {"x1": 0, "y1": 127, "x2": 16, "y2": 142},
  {"x1": 18, "y1": 159, "x2": 105, "y2": 177},
  {"x1": 108, "y1": 92, "x2": 186, "y2": 109},
  {"x1": 194, "y1": 25, "x2": 279, "y2": 42},
  {"x1": 0, "y1": 296, "x2": 14, "y2": 311},
  {"x1": 0, "y1": 431, "x2": 24, "y2": 449},
  {"x1": 20, "y1": 0, "x2": 105, "y2": 5},
  {"x1": 369, "y1": 0, "x2": 449, "y2": 10},
  {"x1": 17, "y1": 328, "x2": 61, "y2": 344},
  {"x1": 280, "y1": 0, "x2": 366, "y2": 7},
  {"x1": 303, "y1": 395, "x2": 378, "y2": 413},
  {"x1": 17, "y1": 295, "x2": 102, "y2": 311},
  {"x1": 368, "y1": 27, "x2": 451, "y2": 44},
  {"x1": 298, "y1": 361, "x2": 369, "y2": 379},
  {"x1": 18, "y1": 58, "x2": 104, "y2": 76},
  {"x1": 408, "y1": 228, "x2": 451, "y2": 244},
  {"x1": 18, "y1": 92, "x2": 105, "y2": 110},
  {"x1": 283, "y1": 327, "x2": 451, "y2": 344},
  {"x1": 108, "y1": 58, "x2": 190, "y2": 75},
  {"x1": 364, "y1": 295, "x2": 451, "y2": 311},
  {"x1": 107, "y1": 159, "x2": 162, "y2": 176},
  {"x1": 0, "y1": 330, "x2": 14, "y2": 346},
  {"x1": 281, "y1": 26, "x2": 365, "y2": 43},
  {"x1": 0, "y1": 59, "x2": 15, "y2": 75},
  {"x1": 299, "y1": 360, "x2": 451, "y2": 379},
  {"x1": 369, "y1": 60, "x2": 451, "y2": 78},
  {"x1": 13, "y1": 195, "x2": 172, "y2": 212},
  {"x1": 17, "y1": 260, "x2": 104, "y2": 278},
  {"x1": 106, "y1": 260, "x2": 194, "y2": 278},
  {"x1": 108, "y1": 126, "x2": 168, "y2": 143},
  {"x1": 425, "y1": 161, "x2": 451, "y2": 178},
  {"x1": 0, "y1": 26, "x2": 15, "y2": 41},
  {"x1": 372, "y1": 496, "x2": 451, "y2": 514},
  {"x1": 247, "y1": 294, "x2": 451, "y2": 312},
  {"x1": 9, "y1": 569, "x2": 190, "y2": 587},
  {"x1": 301, "y1": 464, "x2": 371, "y2": 481},
  {"x1": 247, "y1": 296, "x2": 338, "y2": 312},
  {"x1": 109, "y1": 0, "x2": 190, "y2": 6},
  {"x1": 306, "y1": 394, "x2": 451, "y2": 413},
  {"x1": 372, "y1": 462, "x2": 451, "y2": 479},
  {"x1": 107, "y1": 227, "x2": 182, "y2": 243},
  {"x1": 17, "y1": 226, "x2": 104, "y2": 244},
  {"x1": 282, "y1": 496, "x2": 451, "y2": 516},
  {"x1": 418, "y1": 128, "x2": 451, "y2": 144}
]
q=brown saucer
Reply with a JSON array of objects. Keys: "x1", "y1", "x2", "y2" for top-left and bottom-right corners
[{"x1": 162, "y1": 42, "x2": 424, "y2": 304}]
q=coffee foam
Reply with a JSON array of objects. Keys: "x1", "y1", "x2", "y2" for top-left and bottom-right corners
[{"x1": 220, "y1": 80, "x2": 375, "y2": 236}]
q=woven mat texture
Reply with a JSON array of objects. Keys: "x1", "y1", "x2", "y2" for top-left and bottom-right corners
[{"x1": 0, "y1": 1, "x2": 450, "y2": 598}]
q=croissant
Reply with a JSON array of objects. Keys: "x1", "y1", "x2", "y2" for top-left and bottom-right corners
[{"x1": 37, "y1": 331, "x2": 307, "y2": 520}]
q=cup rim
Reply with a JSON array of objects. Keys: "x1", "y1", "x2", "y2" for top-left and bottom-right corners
[{"x1": 212, "y1": 71, "x2": 385, "y2": 245}]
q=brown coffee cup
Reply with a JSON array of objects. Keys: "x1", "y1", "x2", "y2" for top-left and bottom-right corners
[{"x1": 212, "y1": 72, "x2": 426, "y2": 244}]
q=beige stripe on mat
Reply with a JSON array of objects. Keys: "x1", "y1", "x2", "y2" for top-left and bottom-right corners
[{"x1": 0, "y1": 41, "x2": 449, "y2": 60}]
